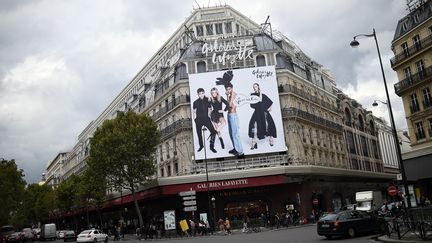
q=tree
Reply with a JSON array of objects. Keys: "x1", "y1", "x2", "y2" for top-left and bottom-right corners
[
  {"x1": 76, "y1": 169, "x2": 107, "y2": 228},
  {"x1": 0, "y1": 158, "x2": 26, "y2": 226},
  {"x1": 19, "y1": 183, "x2": 53, "y2": 227},
  {"x1": 87, "y1": 111, "x2": 160, "y2": 229}
]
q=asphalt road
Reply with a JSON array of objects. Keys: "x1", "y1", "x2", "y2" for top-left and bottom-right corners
[{"x1": 50, "y1": 224, "x2": 381, "y2": 243}]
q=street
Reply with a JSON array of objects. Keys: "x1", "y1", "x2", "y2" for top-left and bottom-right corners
[{"x1": 52, "y1": 225, "x2": 381, "y2": 243}]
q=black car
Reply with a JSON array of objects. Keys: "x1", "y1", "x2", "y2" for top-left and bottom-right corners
[{"x1": 317, "y1": 210, "x2": 386, "y2": 239}]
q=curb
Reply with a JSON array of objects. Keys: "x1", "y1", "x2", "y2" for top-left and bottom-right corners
[{"x1": 376, "y1": 235, "x2": 421, "y2": 243}]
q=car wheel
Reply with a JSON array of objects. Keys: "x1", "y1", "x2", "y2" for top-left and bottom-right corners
[
  {"x1": 93, "y1": 238, "x2": 97, "y2": 243},
  {"x1": 105, "y1": 237, "x2": 108, "y2": 243},
  {"x1": 324, "y1": 235, "x2": 332, "y2": 239},
  {"x1": 347, "y1": 227, "x2": 356, "y2": 238}
]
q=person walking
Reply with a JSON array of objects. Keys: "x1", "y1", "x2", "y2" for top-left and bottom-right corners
[{"x1": 224, "y1": 217, "x2": 231, "y2": 235}]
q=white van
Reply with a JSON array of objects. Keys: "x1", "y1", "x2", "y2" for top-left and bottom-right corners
[{"x1": 41, "y1": 224, "x2": 57, "y2": 241}]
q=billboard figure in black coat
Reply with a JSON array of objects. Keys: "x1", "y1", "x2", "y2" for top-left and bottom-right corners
[
  {"x1": 248, "y1": 83, "x2": 276, "y2": 149},
  {"x1": 193, "y1": 88, "x2": 217, "y2": 153}
]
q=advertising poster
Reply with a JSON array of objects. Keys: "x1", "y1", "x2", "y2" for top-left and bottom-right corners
[
  {"x1": 163, "y1": 210, "x2": 176, "y2": 230},
  {"x1": 189, "y1": 65, "x2": 286, "y2": 160}
]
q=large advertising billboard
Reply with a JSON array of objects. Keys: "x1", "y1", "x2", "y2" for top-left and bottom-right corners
[{"x1": 189, "y1": 65, "x2": 286, "y2": 160}]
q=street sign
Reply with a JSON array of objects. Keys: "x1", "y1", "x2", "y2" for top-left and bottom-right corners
[
  {"x1": 183, "y1": 200, "x2": 197, "y2": 206},
  {"x1": 183, "y1": 206, "x2": 197, "y2": 212},
  {"x1": 182, "y1": 196, "x2": 196, "y2": 201},
  {"x1": 179, "y1": 191, "x2": 196, "y2": 196},
  {"x1": 387, "y1": 186, "x2": 398, "y2": 196}
]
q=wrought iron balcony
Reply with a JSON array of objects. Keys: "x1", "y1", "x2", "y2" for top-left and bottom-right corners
[
  {"x1": 279, "y1": 84, "x2": 339, "y2": 112},
  {"x1": 390, "y1": 34, "x2": 432, "y2": 67},
  {"x1": 394, "y1": 66, "x2": 432, "y2": 95},
  {"x1": 151, "y1": 95, "x2": 190, "y2": 121},
  {"x1": 282, "y1": 107, "x2": 343, "y2": 132},
  {"x1": 159, "y1": 118, "x2": 192, "y2": 139}
]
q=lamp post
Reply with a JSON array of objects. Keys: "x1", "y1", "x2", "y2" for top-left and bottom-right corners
[
  {"x1": 202, "y1": 127, "x2": 213, "y2": 233},
  {"x1": 211, "y1": 196, "x2": 216, "y2": 232},
  {"x1": 350, "y1": 28, "x2": 411, "y2": 208}
]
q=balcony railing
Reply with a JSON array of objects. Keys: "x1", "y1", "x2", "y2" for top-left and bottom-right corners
[
  {"x1": 423, "y1": 99, "x2": 432, "y2": 109},
  {"x1": 159, "y1": 118, "x2": 192, "y2": 139},
  {"x1": 279, "y1": 84, "x2": 339, "y2": 112},
  {"x1": 151, "y1": 95, "x2": 190, "y2": 121},
  {"x1": 394, "y1": 66, "x2": 432, "y2": 95},
  {"x1": 282, "y1": 107, "x2": 343, "y2": 132},
  {"x1": 391, "y1": 34, "x2": 432, "y2": 67}
]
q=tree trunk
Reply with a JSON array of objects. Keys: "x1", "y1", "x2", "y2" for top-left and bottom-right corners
[{"x1": 130, "y1": 185, "x2": 144, "y2": 228}]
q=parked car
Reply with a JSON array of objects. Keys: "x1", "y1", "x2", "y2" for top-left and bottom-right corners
[
  {"x1": 76, "y1": 230, "x2": 107, "y2": 243},
  {"x1": 317, "y1": 210, "x2": 386, "y2": 239},
  {"x1": 1, "y1": 226, "x2": 15, "y2": 241},
  {"x1": 56, "y1": 231, "x2": 65, "y2": 239},
  {"x1": 5, "y1": 232, "x2": 23, "y2": 243},
  {"x1": 63, "y1": 231, "x2": 76, "y2": 242},
  {"x1": 20, "y1": 228, "x2": 34, "y2": 242}
]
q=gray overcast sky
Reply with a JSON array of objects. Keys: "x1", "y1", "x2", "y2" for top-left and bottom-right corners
[{"x1": 0, "y1": 0, "x2": 408, "y2": 183}]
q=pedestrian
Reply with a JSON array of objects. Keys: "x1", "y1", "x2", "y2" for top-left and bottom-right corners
[
  {"x1": 218, "y1": 218, "x2": 225, "y2": 233},
  {"x1": 224, "y1": 217, "x2": 231, "y2": 235}
]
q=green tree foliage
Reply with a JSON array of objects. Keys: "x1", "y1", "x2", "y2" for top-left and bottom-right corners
[
  {"x1": 87, "y1": 111, "x2": 160, "y2": 228},
  {"x1": 17, "y1": 184, "x2": 54, "y2": 227},
  {"x1": 56, "y1": 175, "x2": 80, "y2": 213},
  {"x1": 0, "y1": 158, "x2": 26, "y2": 226}
]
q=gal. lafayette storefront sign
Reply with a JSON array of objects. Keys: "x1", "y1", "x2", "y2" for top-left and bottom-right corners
[
  {"x1": 201, "y1": 39, "x2": 254, "y2": 65},
  {"x1": 161, "y1": 175, "x2": 286, "y2": 195}
]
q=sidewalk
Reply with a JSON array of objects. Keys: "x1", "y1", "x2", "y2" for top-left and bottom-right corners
[{"x1": 117, "y1": 223, "x2": 315, "y2": 241}]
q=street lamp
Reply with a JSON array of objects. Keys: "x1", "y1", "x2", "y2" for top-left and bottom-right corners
[
  {"x1": 211, "y1": 196, "x2": 216, "y2": 232},
  {"x1": 350, "y1": 28, "x2": 411, "y2": 208},
  {"x1": 372, "y1": 99, "x2": 387, "y2": 107},
  {"x1": 202, "y1": 127, "x2": 213, "y2": 233}
]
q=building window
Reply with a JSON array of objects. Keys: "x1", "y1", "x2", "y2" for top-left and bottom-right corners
[
  {"x1": 423, "y1": 87, "x2": 432, "y2": 109},
  {"x1": 196, "y1": 25, "x2": 204, "y2": 37},
  {"x1": 256, "y1": 55, "x2": 266, "y2": 67},
  {"x1": 215, "y1": 23, "x2": 223, "y2": 34},
  {"x1": 236, "y1": 24, "x2": 240, "y2": 35},
  {"x1": 197, "y1": 61, "x2": 206, "y2": 73},
  {"x1": 415, "y1": 60, "x2": 425, "y2": 78},
  {"x1": 369, "y1": 120, "x2": 375, "y2": 135},
  {"x1": 414, "y1": 14, "x2": 419, "y2": 23},
  {"x1": 160, "y1": 168, "x2": 164, "y2": 177},
  {"x1": 206, "y1": 24, "x2": 214, "y2": 35},
  {"x1": 361, "y1": 136, "x2": 368, "y2": 157},
  {"x1": 413, "y1": 35, "x2": 422, "y2": 51},
  {"x1": 402, "y1": 21, "x2": 408, "y2": 31},
  {"x1": 166, "y1": 142, "x2": 170, "y2": 159},
  {"x1": 415, "y1": 121, "x2": 426, "y2": 140},
  {"x1": 346, "y1": 131, "x2": 356, "y2": 154},
  {"x1": 410, "y1": 93, "x2": 420, "y2": 113},
  {"x1": 167, "y1": 165, "x2": 171, "y2": 176},
  {"x1": 174, "y1": 163, "x2": 178, "y2": 175},
  {"x1": 344, "y1": 108, "x2": 352, "y2": 126},
  {"x1": 225, "y1": 22, "x2": 232, "y2": 33},
  {"x1": 428, "y1": 118, "x2": 432, "y2": 137},
  {"x1": 404, "y1": 66, "x2": 412, "y2": 81},
  {"x1": 401, "y1": 42, "x2": 409, "y2": 57},
  {"x1": 175, "y1": 63, "x2": 187, "y2": 81}
]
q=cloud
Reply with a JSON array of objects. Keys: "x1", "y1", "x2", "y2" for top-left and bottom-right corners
[{"x1": 0, "y1": 0, "x2": 409, "y2": 183}]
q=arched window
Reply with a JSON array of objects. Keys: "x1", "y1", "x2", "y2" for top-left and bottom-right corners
[
  {"x1": 358, "y1": 114, "x2": 364, "y2": 131},
  {"x1": 197, "y1": 61, "x2": 206, "y2": 73},
  {"x1": 256, "y1": 55, "x2": 266, "y2": 67},
  {"x1": 344, "y1": 108, "x2": 352, "y2": 126},
  {"x1": 175, "y1": 63, "x2": 187, "y2": 81}
]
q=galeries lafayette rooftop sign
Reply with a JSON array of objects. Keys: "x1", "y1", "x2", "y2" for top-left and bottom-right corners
[{"x1": 201, "y1": 39, "x2": 254, "y2": 65}]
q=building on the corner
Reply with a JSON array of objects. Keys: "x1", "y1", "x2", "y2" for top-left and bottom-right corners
[
  {"x1": 53, "y1": 5, "x2": 395, "y2": 228},
  {"x1": 391, "y1": 0, "x2": 432, "y2": 203},
  {"x1": 374, "y1": 117, "x2": 411, "y2": 174},
  {"x1": 45, "y1": 152, "x2": 69, "y2": 188}
]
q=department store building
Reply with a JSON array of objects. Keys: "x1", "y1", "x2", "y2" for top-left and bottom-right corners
[{"x1": 54, "y1": 5, "x2": 395, "y2": 227}]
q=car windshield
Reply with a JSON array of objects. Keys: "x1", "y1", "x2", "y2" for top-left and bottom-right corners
[
  {"x1": 80, "y1": 230, "x2": 92, "y2": 235},
  {"x1": 320, "y1": 214, "x2": 338, "y2": 221}
]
